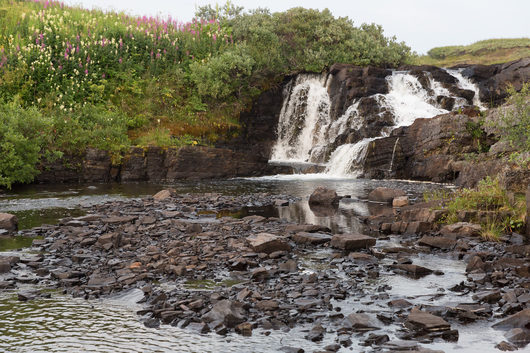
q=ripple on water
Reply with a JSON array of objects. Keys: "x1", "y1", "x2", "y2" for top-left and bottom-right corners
[{"x1": 0, "y1": 290, "x2": 334, "y2": 353}]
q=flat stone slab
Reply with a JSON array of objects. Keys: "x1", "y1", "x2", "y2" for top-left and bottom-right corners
[
  {"x1": 344, "y1": 313, "x2": 381, "y2": 331},
  {"x1": 247, "y1": 233, "x2": 291, "y2": 254},
  {"x1": 405, "y1": 309, "x2": 451, "y2": 332},
  {"x1": 292, "y1": 232, "x2": 332, "y2": 245},
  {"x1": 393, "y1": 264, "x2": 433, "y2": 277},
  {"x1": 285, "y1": 224, "x2": 331, "y2": 233},
  {"x1": 418, "y1": 236, "x2": 457, "y2": 250},
  {"x1": 330, "y1": 233, "x2": 376, "y2": 250},
  {"x1": 493, "y1": 308, "x2": 530, "y2": 330},
  {"x1": 102, "y1": 216, "x2": 137, "y2": 224}
]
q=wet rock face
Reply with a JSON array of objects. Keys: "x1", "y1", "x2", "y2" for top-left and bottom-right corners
[{"x1": 0, "y1": 213, "x2": 18, "y2": 233}]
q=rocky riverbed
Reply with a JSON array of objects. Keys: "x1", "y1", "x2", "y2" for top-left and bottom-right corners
[{"x1": 0, "y1": 187, "x2": 529, "y2": 352}]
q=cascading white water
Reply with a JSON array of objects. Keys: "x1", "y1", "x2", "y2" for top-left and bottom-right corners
[
  {"x1": 446, "y1": 68, "x2": 486, "y2": 110},
  {"x1": 324, "y1": 138, "x2": 376, "y2": 177},
  {"x1": 270, "y1": 68, "x2": 483, "y2": 177},
  {"x1": 382, "y1": 72, "x2": 448, "y2": 128},
  {"x1": 270, "y1": 73, "x2": 332, "y2": 163}
]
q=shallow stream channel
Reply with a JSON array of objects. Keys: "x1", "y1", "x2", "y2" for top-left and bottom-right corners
[{"x1": 0, "y1": 177, "x2": 510, "y2": 352}]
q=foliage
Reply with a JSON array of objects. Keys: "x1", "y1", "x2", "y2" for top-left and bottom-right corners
[
  {"x1": 498, "y1": 83, "x2": 530, "y2": 152},
  {"x1": 0, "y1": 102, "x2": 54, "y2": 188},
  {"x1": 425, "y1": 177, "x2": 527, "y2": 240},
  {"x1": 0, "y1": 0, "x2": 415, "y2": 186},
  {"x1": 416, "y1": 38, "x2": 530, "y2": 66}
]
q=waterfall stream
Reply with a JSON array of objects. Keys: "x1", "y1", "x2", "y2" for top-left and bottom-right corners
[{"x1": 270, "y1": 68, "x2": 482, "y2": 177}]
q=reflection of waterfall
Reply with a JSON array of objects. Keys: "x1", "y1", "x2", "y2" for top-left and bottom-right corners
[{"x1": 270, "y1": 68, "x2": 482, "y2": 177}]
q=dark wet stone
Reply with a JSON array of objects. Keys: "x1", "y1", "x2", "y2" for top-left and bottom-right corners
[
  {"x1": 393, "y1": 264, "x2": 433, "y2": 277},
  {"x1": 495, "y1": 341, "x2": 518, "y2": 351},
  {"x1": 343, "y1": 313, "x2": 381, "y2": 331},
  {"x1": 280, "y1": 347, "x2": 304, "y2": 353},
  {"x1": 348, "y1": 252, "x2": 377, "y2": 263},
  {"x1": 361, "y1": 333, "x2": 390, "y2": 346},
  {"x1": 143, "y1": 317, "x2": 160, "y2": 328},
  {"x1": 505, "y1": 328, "x2": 530, "y2": 347},
  {"x1": 405, "y1": 309, "x2": 451, "y2": 333},
  {"x1": 472, "y1": 290, "x2": 501, "y2": 304},
  {"x1": 388, "y1": 299, "x2": 413, "y2": 308},
  {"x1": 306, "y1": 324, "x2": 325, "y2": 342},
  {"x1": 493, "y1": 308, "x2": 530, "y2": 330},
  {"x1": 17, "y1": 291, "x2": 39, "y2": 301},
  {"x1": 201, "y1": 300, "x2": 246, "y2": 328}
]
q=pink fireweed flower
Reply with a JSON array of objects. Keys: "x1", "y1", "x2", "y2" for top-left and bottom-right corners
[
  {"x1": 85, "y1": 69, "x2": 88, "y2": 75},
  {"x1": 119, "y1": 58, "x2": 122, "y2": 64}
]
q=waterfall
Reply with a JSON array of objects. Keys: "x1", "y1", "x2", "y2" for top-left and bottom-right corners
[
  {"x1": 270, "y1": 73, "x2": 331, "y2": 163},
  {"x1": 324, "y1": 138, "x2": 376, "y2": 177},
  {"x1": 445, "y1": 68, "x2": 486, "y2": 110},
  {"x1": 270, "y1": 68, "x2": 482, "y2": 177}
]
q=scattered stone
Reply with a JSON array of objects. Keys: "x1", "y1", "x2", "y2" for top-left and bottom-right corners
[
  {"x1": 292, "y1": 232, "x2": 332, "y2": 245},
  {"x1": 418, "y1": 236, "x2": 457, "y2": 250},
  {"x1": 202, "y1": 300, "x2": 246, "y2": 328},
  {"x1": 306, "y1": 324, "x2": 325, "y2": 341},
  {"x1": 405, "y1": 308, "x2": 451, "y2": 333},
  {"x1": 493, "y1": 308, "x2": 530, "y2": 330},
  {"x1": 343, "y1": 313, "x2": 381, "y2": 331},
  {"x1": 495, "y1": 341, "x2": 518, "y2": 351},
  {"x1": 235, "y1": 322, "x2": 252, "y2": 336},
  {"x1": 330, "y1": 233, "x2": 376, "y2": 250},
  {"x1": 440, "y1": 222, "x2": 481, "y2": 237},
  {"x1": 368, "y1": 187, "x2": 406, "y2": 203},
  {"x1": 393, "y1": 264, "x2": 433, "y2": 277},
  {"x1": 0, "y1": 213, "x2": 18, "y2": 232},
  {"x1": 153, "y1": 189, "x2": 173, "y2": 201},
  {"x1": 393, "y1": 196, "x2": 409, "y2": 208},
  {"x1": 308, "y1": 187, "x2": 340, "y2": 206},
  {"x1": 247, "y1": 233, "x2": 291, "y2": 254}
]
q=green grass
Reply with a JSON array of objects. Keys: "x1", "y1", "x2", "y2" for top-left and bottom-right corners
[
  {"x1": 416, "y1": 38, "x2": 530, "y2": 66},
  {"x1": 424, "y1": 177, "x2": 527, "y2": 240}
]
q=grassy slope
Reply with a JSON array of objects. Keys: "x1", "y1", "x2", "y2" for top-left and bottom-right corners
[{"x1": 416, "y1": 38, "x2": 530, "y2": 66}]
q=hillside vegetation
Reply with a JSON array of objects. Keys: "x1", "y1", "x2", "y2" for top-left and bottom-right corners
[
  {"x1": 0, "y1": 0, "x2": 413, "y2": 188},
  {"x1": 417, "y1": 38, "x2": 530, "y2": 67}
]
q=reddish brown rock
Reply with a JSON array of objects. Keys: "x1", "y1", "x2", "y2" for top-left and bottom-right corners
[
  {"x1": 330, "y1": 233, "x2": 376, "y2": 250},
  {"x1": 247, "y1": 233, "x2": 291, "y2": 254}
]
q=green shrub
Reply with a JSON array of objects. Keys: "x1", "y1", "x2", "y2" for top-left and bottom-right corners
[
  {"x1": 425, "y1": 177, "x2": 527, "y2": 240},
  {"x1": 499, "y1": 83, "x2": 530, "y2": 152},
  {"x1": 0, "y1": 102, "x2": 54, "y2": 188}
]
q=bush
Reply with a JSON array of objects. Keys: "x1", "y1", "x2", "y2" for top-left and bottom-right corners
[
  {"x1": 499, "y1": 83, "x2": 530, "y2": 152},
  {"x1": 0, "y1": 102, "x2": 54, "y2": 188},
  {"x1": 425, "y1": 177, "x2": 527, "y2": 240}
]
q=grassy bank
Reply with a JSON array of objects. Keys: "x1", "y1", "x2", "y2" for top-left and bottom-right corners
[
  {"x1": 0, "y1": 0, "x2": 413, "y2": 188},
  {"x1": 416, "y1": 38, "x2": 530, "y2": 67}
]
